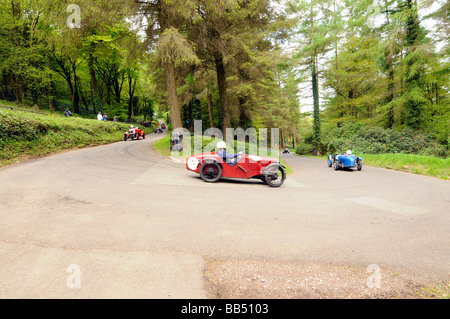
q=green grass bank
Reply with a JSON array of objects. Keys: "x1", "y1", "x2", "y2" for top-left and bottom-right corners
[
  {"x1": 293, "y1": 151, "x2": 449, "y2": 180},
  {"x1": 362, "y1": 153, "x2": 449, "y2": 180},
  {"x1": 0, "y1": 107, "x2": 131, "y2": 167}
]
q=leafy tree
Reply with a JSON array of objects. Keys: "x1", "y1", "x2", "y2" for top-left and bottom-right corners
[
  {"x1": 153, "y1": 27, "x2": 199, "y2": 129},
  {"x1": 401, "y1": 0, "x2": 429, "y2": 129},
  {"x1": 290, "y1": 0, "x2": 334, "y2": 145},
  {"x1": 0, "y1": 0, "x2": 54, "y2": 106}
]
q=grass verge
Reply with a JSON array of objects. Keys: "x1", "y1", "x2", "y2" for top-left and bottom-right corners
[
  {"x1": 153, "y1": 132, "x2": 171, "y2": 157},
  {"x1": 0, "y1": 107, "x2": 130, "y2": 167},
  {"x1": 294, "y1": 152, "x2": 449, "y2": 180},
  {"x1": 362, "y1": 153, "x2": 449, "y2": 180}
]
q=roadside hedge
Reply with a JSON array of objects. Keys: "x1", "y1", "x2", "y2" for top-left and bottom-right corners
[
  {"x1": 0, "y1": 108, "x2": 130, "y2": 166},
  {"x1": 324, "y1": 123, "x2": 448, "y2": 158}
]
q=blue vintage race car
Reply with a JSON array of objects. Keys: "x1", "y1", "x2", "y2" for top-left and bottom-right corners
[{"x1": 328, "y1": 150, "x2": 362, "y2": 171}]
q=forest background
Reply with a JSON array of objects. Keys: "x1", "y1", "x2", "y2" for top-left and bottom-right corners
[{"x1": 0, "y1": 0, "x2": 448, "y2": 161}]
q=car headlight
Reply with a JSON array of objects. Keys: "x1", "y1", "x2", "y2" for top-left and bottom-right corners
[{"x1": 187, "y1": 157, "x2": 199, "y2": 170}]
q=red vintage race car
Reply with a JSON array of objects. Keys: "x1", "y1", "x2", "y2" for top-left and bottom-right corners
[
  {"x1": 123, "y1": 127, "x2": 145, "y2": 141},
  {"x1": 186, "y1": 152, "x2": 286, "y2": 187}
]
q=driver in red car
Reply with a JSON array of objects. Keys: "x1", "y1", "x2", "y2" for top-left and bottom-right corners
[{"x1": 216, "y1": 141, "x2": 243, "y2": 167}]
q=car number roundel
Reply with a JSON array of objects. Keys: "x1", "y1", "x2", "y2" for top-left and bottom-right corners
[{"x1": 187, "y1": 157, "x2": 199, "y2": 170}]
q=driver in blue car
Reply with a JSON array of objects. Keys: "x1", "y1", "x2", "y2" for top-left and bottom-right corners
[{"x1": 217, "y1": 141, "x2": 243, "y2": 167}]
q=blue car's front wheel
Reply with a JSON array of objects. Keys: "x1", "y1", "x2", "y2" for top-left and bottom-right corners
[
  {"x1": 357, "y1": 159, "x2": 362, "y2": 171},
  {"x1": 334, "y1": 160, "x2": 339, "y2": 171}
]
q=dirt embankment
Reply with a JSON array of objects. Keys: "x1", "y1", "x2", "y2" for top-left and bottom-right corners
[{"x1": 204, "y1": 259, "x2": 449, "y2": 299}]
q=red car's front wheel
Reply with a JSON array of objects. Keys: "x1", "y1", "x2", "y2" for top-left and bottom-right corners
[{"x1": 200, "y1": 162, "x2": 222, "y2": 183}]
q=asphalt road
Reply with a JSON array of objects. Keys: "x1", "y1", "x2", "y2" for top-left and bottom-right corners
[{"x1": 0, "y1": 130, "x2": 448, "y2": 298}]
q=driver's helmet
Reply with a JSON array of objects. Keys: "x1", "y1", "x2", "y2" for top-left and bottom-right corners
[
  {"x1": 346, "y1": 150, "x2": 352, "y2": 155},
  {"x1": 217, "y1": 141, "x2": 227, "y2": 150},
  {"x1": 130, "y1": 125, "x2": 134, "y2": 128}
]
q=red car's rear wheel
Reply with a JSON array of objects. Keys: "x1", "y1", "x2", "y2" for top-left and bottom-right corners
[
  {"x1": 264, "y1": 166, "x2": 286, "y2": 187},
  {"x1": 200, "y1": 162, "x2": 222, "y2": 183}
]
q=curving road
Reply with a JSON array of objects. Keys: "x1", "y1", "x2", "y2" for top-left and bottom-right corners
[{"x1": 0, "y1": 130, "x2": 448, "y2": 298}]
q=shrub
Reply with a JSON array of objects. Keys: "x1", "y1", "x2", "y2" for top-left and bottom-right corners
[
  {"x1": 420, "y1": 145, "x2": 448, "y2": 158},
  {"x1": 324, "y1": 122, "x2": 445, "y2": 157},
  {"x1": 303, "y1": 133, "x2": 315, "y2": 145},
  {"x1": 295, "y1": 143, "x2": 315, "y2": 155}
]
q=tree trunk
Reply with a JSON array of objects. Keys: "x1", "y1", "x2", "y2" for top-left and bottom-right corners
[
  {"x1": 105, "y1": 85, "x2": 111, "y2": 106},
  {"x1": 88, "y1": 51, "x2": 101, "y2": 112},
  {"x1": 208, "y1": 94, "x2": 214, "y2": 129},
  {"x1": 143, "y1": 98, "x2": 147, "y2": 121},
  {"x1": 215, "y1": 53, "x2": 229, "y2": 131},
  {"x1": 312, "y1": 56, "x2": 320, "y2": 145},
  {"x1": 11, "y1": 75, "x2": 24, "y2": 103},
  {"x1": 311, "y1": 8, "x2": 320, "y2": 146},
  {"x1": 113, "y1": 73, "x2": 124, "y2": 104},
  {"x1": 48, "y1": 74, "x2": 55, "y2": 112},
  {"x1": 72, "y1": 65, "x2": 80, "y2": 113},
  {"x1": 127, "y1": 73, "x2": 136, "y2": 119},
  {"x1": 404, "y1": 0, "x2": 423, "y2": 129},
  {"x1": 1, "y1": 72, "x2": 7, "y2": 100},
  {"x1": 384, "y1": 2, "x2": 395, "y2": 128},
  {"x1": 81, "y1": 93, "x2": 89, "y2": 111},
  {"x1": 166, "y1": 63, "x2": 182, "y2": 129},
  {"x1": 386, "y1": 65, "x2": 395, "y2": 127},
  {"x1": 333, "y1": 0, "x2": 341, "y2": 118},
  {"x1": 434, "y1": 82, "x2": 439, "y2": 104}
]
